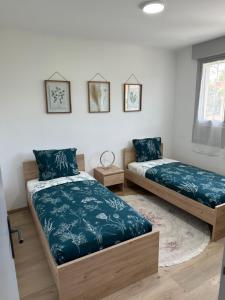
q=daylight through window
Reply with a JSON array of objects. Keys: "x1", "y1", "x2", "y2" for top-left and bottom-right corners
[{"x1": 198, "y1": 59, "x2": 225, "y2": 123}]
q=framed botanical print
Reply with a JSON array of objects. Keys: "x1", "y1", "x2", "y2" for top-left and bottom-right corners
[
  {"x1": 88, "y1": 81, "x2": 110, "y2": 113},
  {"x1": 124, "y1": 84, "x2": 142, "y2": 112},
  {"x1": 45, "y1": 80, "x2": 72, "y2": 113}
]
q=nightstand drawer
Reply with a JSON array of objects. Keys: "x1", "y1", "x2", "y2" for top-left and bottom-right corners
[
  {"x1": 104, "y1": 173, "x2": 124, "y2": 186},
  {"x1": 94, "y1": 166, "x2": 124, "y2": 191}
]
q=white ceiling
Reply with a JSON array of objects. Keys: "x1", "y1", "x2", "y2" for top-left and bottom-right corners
[{"x1": 0, "y1": 0, "x2": 225, "y2": 49}]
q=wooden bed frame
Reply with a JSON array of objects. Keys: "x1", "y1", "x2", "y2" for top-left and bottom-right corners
[
  {"x1": 124, "y1": 147, "x2": 225, "y2": 242},
  {"x1": 23, "y1": 154, "x2": 159, "y2": 300}
]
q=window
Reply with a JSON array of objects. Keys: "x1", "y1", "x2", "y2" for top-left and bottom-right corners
[{"x1": 198, "y1": 58, "x2": 225, "y2": 124}]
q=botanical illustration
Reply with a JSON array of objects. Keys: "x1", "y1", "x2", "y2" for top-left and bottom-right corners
[
  {"x1": 51, "y1": 86, "x2": 65, "y2": 104},
  {"x1": 124, "y1": 84, "x2": 142, "y2": 111},
  {"x1": 88, "y1": 81, "x2": 110, "y2": 112},
  {"x1": 55, "y1": 151, "x2": 69, "y2": 171},
  {"x1": 45, "y1": 80, "x2": 71, "y2": 113}
]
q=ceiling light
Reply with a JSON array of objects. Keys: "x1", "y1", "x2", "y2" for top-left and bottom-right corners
[{"x1": 142, "y1": 1, "x2": 165, "y2": 14}]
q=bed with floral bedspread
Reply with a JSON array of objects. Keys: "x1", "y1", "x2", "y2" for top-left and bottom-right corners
[
  {"x1": 145, "y1": 162, "x2": 225, "y2": 209},
  {"x1": 31, "y1": 178, "x2": 152, "y2": 265}
]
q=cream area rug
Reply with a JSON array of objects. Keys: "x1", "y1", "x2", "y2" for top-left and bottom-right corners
[{"x1": 122, "y1": 194, "x2": 210, "y2": 267}]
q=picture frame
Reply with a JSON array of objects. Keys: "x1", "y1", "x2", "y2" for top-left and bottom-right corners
[
  {"x1": 45, "y1": 80, "x2": 72, "y2": 113},
  {"x1": 124, "y1": 84, "x2": 142, "y2": 112},
  {"x1": 88, "y1": 81, "x2": 110, "y2": 113}
]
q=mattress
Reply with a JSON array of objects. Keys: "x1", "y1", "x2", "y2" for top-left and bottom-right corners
[
  {"x1": 128, "y1": 159, "x2": 225, "y2": 209},
  {"x1": 128, "y1": 158, "x2": 178, "y2": 177},
  {"x1": 29, "y1": 175, "x2": 152, "y2": 265},
  {"x1": 27, "y1": 171, "x2": 94, "y2": 198}
]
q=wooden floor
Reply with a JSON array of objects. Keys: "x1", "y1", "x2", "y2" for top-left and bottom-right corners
[{"x1": 10, "y1": 186, "x2": 225, "y2": 300}]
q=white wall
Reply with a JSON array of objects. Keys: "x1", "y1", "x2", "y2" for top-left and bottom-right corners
[
  {"x1": 173, "y1": 46, "x2": 225, "y2": 175},
  {"x1": 0, "y1": 29, "x2": 176, "y2": 210}
]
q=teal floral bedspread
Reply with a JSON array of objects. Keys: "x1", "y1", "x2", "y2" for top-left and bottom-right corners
[
  {"x1": 32, "y1": 180, "x2": 152, "y2": 265},
  {"x1": 145, "y1": 162, "x2": 225, "y2": 208}
]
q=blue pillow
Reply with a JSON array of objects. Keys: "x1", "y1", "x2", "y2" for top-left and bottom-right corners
[
  {"x1": 132, "y1": 137, "x2": 162, "y2": 162},
  {"x1": 33, "y1": 148, "x2": 79, "y2": 181}
]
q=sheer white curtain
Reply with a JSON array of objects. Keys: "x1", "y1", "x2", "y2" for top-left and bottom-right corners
[{"x1": 192, "y1": 58, "x2": 225, "y2": 155}]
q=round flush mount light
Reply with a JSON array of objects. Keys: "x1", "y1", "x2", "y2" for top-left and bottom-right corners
[{"x1": 141, "y1": 1, "x2": 165, "y2": 14}]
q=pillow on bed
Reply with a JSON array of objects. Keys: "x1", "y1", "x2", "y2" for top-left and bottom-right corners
[
  {"x1": 33, "y1": 148, "x2": 79, "y2": 181},
  {"x1": 132, "y1": 137, "x2": 162, "y2": 162}
]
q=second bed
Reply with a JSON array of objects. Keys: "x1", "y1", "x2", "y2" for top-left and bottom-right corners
[{"x1": 124, "y1": 146, "x2": 225, "y2": 241}]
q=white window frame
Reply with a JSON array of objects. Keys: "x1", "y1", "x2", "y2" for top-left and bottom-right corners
[{"x1": 195, "y1": 55, "x2": 225, "y2": 127}]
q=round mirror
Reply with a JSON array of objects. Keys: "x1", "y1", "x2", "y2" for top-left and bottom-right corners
[{"x1": 100, "y1": 151, "x2": 115, "y2": 169}]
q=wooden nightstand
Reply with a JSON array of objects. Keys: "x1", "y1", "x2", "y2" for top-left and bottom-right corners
[{"x1": 94, "y1": 165, "x2": 124, "y2": 190}]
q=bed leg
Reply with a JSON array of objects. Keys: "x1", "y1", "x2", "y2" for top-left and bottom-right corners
[
  {"x1": 124, "y1": 177, "x2": 129, "y2": 188},
  {"x1": 124, "y1": 177, "x2": 136, "y2": 189},
  {"x1": 212, "y1": 205, "x2": 225, "y2": 241}
]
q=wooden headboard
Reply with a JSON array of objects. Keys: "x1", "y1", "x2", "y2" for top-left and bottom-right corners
[
  {"x1": 23, "y1": 154, "x2": 85, "y2": 183},
  {"x1": 123, "y1": 144, "x2": 164, "y2": 169}
]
